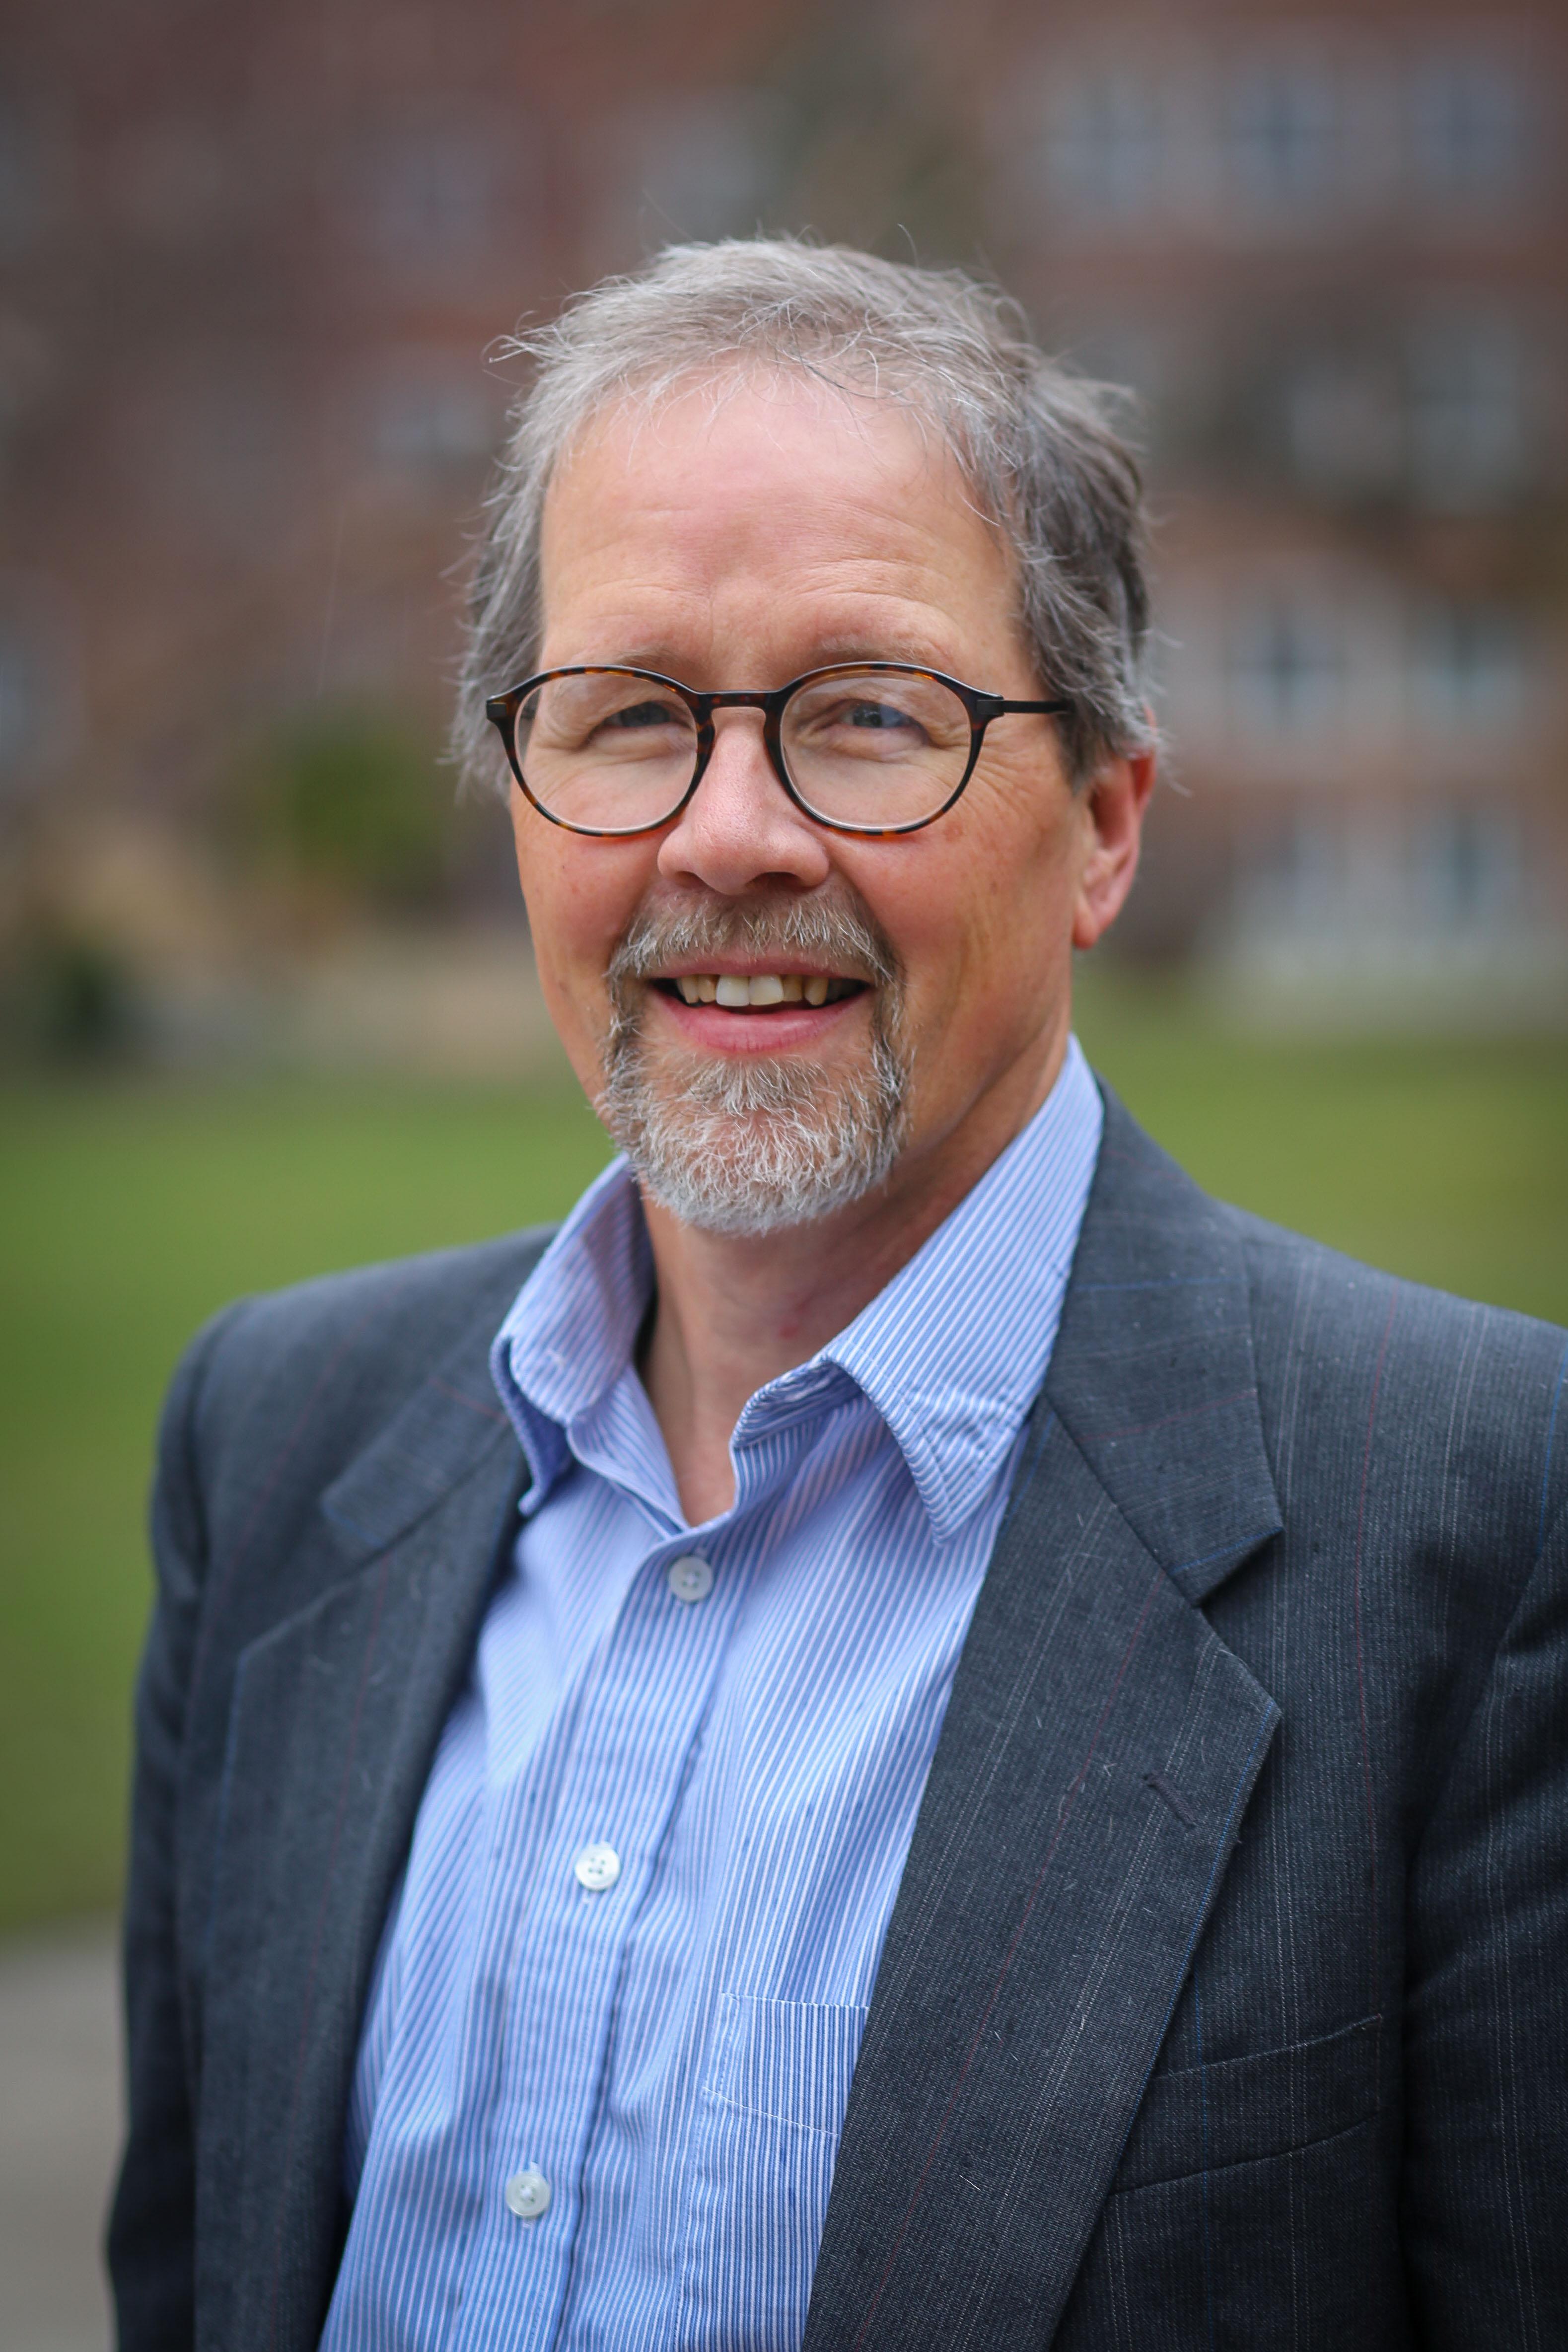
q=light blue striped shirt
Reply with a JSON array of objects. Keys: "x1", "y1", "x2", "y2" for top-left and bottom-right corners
[{"x1": 322, "y1": 1037, "x2": 1103, "y2": 2352}]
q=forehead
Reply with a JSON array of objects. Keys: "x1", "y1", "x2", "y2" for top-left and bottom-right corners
[{"x1": 535, "y1": 373, "x2": 1017, "y2": 667}]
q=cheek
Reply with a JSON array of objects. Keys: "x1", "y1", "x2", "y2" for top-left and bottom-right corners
[
  {"x1": 881, "y1": 791, "x2": 1080, "y2": 1008},
  {"x1": 513, "y1": 823, "x2": 647, "y2": 999},
  {"x1": 514, "y1": 851, "x2": 633, "y2": 1094}
]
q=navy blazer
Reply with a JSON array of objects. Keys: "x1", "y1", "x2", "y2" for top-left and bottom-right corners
[{"x1": 110, "y1": 1091, "x2": 1568, "y2": 2349}]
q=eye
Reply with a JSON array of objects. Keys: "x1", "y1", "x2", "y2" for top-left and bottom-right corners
[
  {"x1": 804, "y1": 694, "x2": 931, "y2": 747},
  {"x1": 844, "y1": 698, "x2": 923, "y2": 733},
  {"x1": 597, "y1": 697, "x2": 682, "y2": 734}
]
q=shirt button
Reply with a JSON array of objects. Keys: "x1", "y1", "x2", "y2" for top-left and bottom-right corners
[
  {"x1": 504, "y1": 2167, "x2": 551, "y2": 2221},
  {"x1": 573, "y1": 1842, "x2": 621, "y2": 1891},
  {"x1": 666, "y1": 1553, "x2": 714, "y2": 1604}
]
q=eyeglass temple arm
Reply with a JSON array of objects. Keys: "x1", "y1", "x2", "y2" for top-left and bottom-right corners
[{"x1": 981, "y1": 695, "x2": 1074, "y2": 716}]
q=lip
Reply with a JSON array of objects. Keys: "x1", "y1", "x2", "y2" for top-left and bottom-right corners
[{"x1": 651, "y1": 962, "x2": 861, "y2": 982}]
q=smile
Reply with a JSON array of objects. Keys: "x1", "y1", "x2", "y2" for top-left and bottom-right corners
[{"x1": 655, "y1": 973, "x2": 866, "y2": 1010}]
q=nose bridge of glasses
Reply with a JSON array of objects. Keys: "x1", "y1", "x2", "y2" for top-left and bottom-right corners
[
  {"x1": 702, "y1": 689, "x2": 783, "y2": 716},
  {"x1": 662, "y1": 693, "x2": 832, "y2": 880},
  {"x1": 692, "y1": 693, "x2": 794, "y2": 805}
]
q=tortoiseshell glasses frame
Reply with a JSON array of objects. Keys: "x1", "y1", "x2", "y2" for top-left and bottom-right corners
[{"x1": 484, "y1": 661, "x2": 1073, "y2": 840}]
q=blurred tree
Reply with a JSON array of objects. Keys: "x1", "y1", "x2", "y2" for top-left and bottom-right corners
[
  {"x1": 0, "y1": 919, "x2": 140, "y2": 1063},
  {"x1": 241, "y1": 709, "x2": 450, "y2": 919}
]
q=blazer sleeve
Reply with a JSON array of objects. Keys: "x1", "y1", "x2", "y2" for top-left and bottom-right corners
[
  {"x1": 1402, "y1": 1496, "x2": 1568, "y2": 2344},
  {"x1": 107, "y1": 1302, "x2": 249, "y2": 2352}
]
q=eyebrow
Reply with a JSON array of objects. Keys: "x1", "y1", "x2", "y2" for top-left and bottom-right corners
[
  {"x1": 568, "y1": 631, "x2": 965, "y2": 680},
  {"x1": 801, "y1": 630, "x2": 957, "y2": 669}
]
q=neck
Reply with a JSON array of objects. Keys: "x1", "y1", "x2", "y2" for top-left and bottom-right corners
[{"x1": 638, "y1": 1029, "x2": 1069, "y2": 1524}]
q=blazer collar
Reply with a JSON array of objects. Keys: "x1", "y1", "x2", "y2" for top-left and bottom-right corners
[
  {"x1": 1044, "y1": 1084, "x2": 1283, "y2": 1601},
  {"x1": 317, "y1": 1283, "x2": 538, "y2": 1567}
]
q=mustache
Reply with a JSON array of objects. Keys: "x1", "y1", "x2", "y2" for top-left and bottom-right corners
[{"x1": 605, "y1": 890, "x2": 901, "y2": 996}]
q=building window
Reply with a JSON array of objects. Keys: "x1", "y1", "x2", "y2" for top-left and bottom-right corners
[
  {"x1": 1225, "y1": 60, "x2": 1341, "y2": 213},
  {"x1": 370, "y1": 365, "x2": 496, "y2": 472},
  {"x1": 1228, "y1": 593, "x2": 1345, "y2": 734},
  {"x1": 612, "y1": 93, "x2": 788, "y2": 245},
  {"x1": 158, "y1": 373, "x2": 294, "y2": 540},
  {"x1": 0, "y1": 630, "x2": 39, "y2": 773},
  {"x1": 1283, "y1": 355, "x2": 1402, "y2": 497},
  {"x1": 1220, "y1": 805, "x2": 1535, "y2": 981},
  {"x1": 1407, "y1": 53, "x2": 1530, "y2": 203},
  {"x1": 0, "y1": 102, "x2": 59, "y2": 257},
  {"x1": 1405, "y1": 314, "x2": 1523, "y2": 506},
  {"x1": 1046, "y1": 72, "x2": 1165, "y2": 217},
  {"x1": 353, "y1": 130, "x2": 496, "y2": 273},
  {"x1": 1415, "y1": 810, "x2": 1524, "y2": 933},
  {"x1": 0, "y1": 594, "x2": 76, "y2": 783},
  {"x1": 1410, "y1": 603, "x2": 1526, "y2": 730}
]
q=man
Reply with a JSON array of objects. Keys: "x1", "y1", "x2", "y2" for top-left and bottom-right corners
[{"x1": 111, "y1": 242, "x2": 1568, "y2": 2350}]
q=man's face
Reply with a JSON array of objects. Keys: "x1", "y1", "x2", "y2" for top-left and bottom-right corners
[{"x1": 511, "y1": 374, "x2": 1145, "y2": 1236}]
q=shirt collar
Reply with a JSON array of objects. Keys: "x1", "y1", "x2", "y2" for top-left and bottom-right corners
[
  {"x1": 491, "y1": 1037, "x2": 1102, "y2": 1539},
  {"x1": 810, "y1": 1036, "x2": 1101, "y2": 1536},
  {"x1": 490, "y1": 1156, "x2": 654, "y2": 1510}
]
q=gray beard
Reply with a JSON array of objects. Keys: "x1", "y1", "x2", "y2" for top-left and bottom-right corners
[{"x1": 597, "y1": 895, "x2": 912, "y2": 1237}]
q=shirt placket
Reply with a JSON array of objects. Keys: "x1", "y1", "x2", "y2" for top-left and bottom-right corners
[{"x1": 447, "y1": 1517, "x2": 757, "y2": 2349}]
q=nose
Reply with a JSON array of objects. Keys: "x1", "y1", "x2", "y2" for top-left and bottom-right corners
[{"x1": 656, "y1": 708, "x2": 833, "y2": 897}]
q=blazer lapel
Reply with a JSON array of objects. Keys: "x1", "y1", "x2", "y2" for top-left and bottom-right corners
[
  {"x1": 805, "y1": 1093, "x2": 1283, "y2": 2352},
  {"x1": 195, "y1": 1323, "x2": 529, "y2": 2352}
]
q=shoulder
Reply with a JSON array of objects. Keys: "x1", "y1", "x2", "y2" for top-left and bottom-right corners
[
  {"x1": 1219, "y1": 1200, "x2": 1568, "y2": 1592},
  {"x1": 192, "y1": 1225, "x2": 553, "y2": 1394},
  {"x1": 1095, "y1": 1082, "x2": 1565, "y2": 1444},
  {"x1": 1088, "y1": 1085, "x2": 1566, "y2": 1570},
  {"x1": 1227, "y1": 1197, "x2": 1566, "y2": 1429},
  {"x1": 157, "y1": 1228, "x2": 554, "y2": 1548}
]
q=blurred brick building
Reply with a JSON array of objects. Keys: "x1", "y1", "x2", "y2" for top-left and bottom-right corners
[
  {"x1": 980, "y1": 0, "x2": 1568, "y2": 1009},
  {"x1": 2, "y1": 0, "x2": 1564, "y2": 1011}
]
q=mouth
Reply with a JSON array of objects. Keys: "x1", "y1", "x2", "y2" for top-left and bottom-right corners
[{"x1": 652, "y1": 971, "x2": 867, "y2": 1012}]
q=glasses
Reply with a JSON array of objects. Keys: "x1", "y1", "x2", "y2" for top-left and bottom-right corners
[{"x1": 485, "y1": 662, "x2": 1072, "y2": 839}]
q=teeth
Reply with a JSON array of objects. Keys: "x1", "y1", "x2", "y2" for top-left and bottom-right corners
[{"x1": 670, "y1": 972, "x2": 846, "y2": 1008}]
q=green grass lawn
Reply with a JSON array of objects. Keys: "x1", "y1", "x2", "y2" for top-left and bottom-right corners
[{"x1": 2, "y1": 993, "x2": 1566, "y2": 1929}]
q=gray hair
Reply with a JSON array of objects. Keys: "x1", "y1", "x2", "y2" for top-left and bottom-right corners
[{"x1": 453, "y1": 238, "x2": 1155, "y2": 795}]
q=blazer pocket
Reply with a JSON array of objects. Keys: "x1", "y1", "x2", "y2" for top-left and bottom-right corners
[
  {"x1": 1113, "y1": 2013, "x2": 1381, "y2": 2192},
  {"x1": 706, "y1": 1994, "x2": 870, "y2": 2136}
]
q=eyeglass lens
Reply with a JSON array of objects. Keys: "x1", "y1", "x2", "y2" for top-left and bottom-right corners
[{"x1": 513, "y1": 667, "x2": 977, "y2": 833}]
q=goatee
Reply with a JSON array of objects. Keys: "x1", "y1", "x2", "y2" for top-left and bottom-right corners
[{"x1": 598, "y1": 893, "x2": 911, "y2": 1236}]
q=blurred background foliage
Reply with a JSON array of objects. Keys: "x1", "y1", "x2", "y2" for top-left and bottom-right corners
[
  {"x1": 236, "y1": 709, "x2": 451, "y2": 918},
  {"x1": 2, "y1": 930, "x2": 142, "y2": 1062}
]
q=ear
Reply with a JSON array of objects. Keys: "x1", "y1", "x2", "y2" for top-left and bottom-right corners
[{"x1": 1071, "y1": 743, "x2": 1157, "y2": 953}]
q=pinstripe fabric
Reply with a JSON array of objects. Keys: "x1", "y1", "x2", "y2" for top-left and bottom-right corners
[{"x1": 319, "y1": 1038, "x2": 1103, "y2": 2352}]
